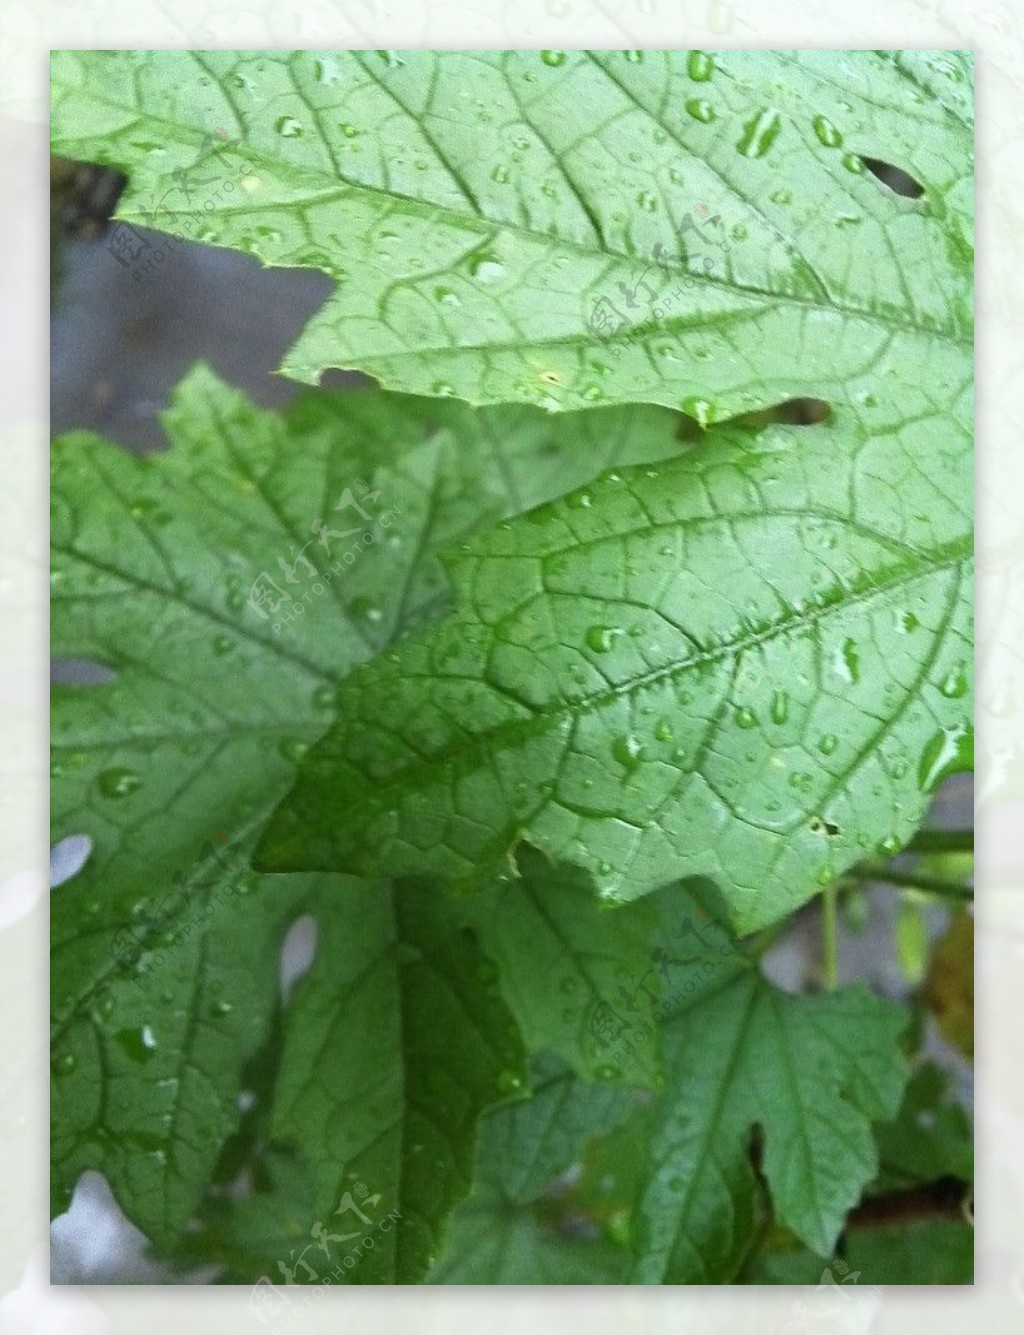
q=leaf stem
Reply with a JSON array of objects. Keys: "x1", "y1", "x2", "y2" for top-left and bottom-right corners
[
  {"x1": 904, "y1": 828, "x2": 974, "y2": 855},
  {"x1": 847, "y1": 866, "x2": 974, "y2": 902},
  {"x1": 822, "y1": 884, "x2": 838, "y2": 990}
]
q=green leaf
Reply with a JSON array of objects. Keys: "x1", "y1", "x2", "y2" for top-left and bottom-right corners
[
  {"x1": 474, "y1": 1054, "x2": 634, "y2": 1204},
  {"x1": 50, "y1": 366, "x2": 684, "y2": 1246},
  {"x1": 427, "y1": 1179, "x2": 629, "y2": 1284},
  {"x1": 843, "y1": 1217, "x2": 972, "y2": 1283},
  {"x1": 258, "y1": 405, "x2": 973, "y2": 933},
  {"x1": 872, "y1": 1062, "x2": 973, "y2": 1192},
  {"x1": 428, "y1": 1056, "x2": 634, "y2": 1283},
  {"x1": 50, "y1": 50, "x2": 972, "y2": 418},
  {"x1": 266, "y1": 878, "x2": 527, "y2": 1284},
  {"x1": 632, "y1": 956, "x2": 909, "y2": 1282},
  {"x1": 458, "y1": 848, "x2": 664, "y2": 1086}
]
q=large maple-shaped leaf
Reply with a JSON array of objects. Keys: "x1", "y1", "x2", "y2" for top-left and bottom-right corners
[
  {"x1": 50, "y1": 367, "x2": 684, "y2": 1249},
  {"x1": 631, "y1": 942, "x2": 909, "y2": 1282},
  {"x1": 50, "y1": 50, "x2": 972, "y2": 417},
  {"x1": 258, "y1": 403, "x2": 973, "y2": 933}
]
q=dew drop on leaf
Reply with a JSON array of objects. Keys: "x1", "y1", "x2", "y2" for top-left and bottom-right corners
[
  {"x1": 540, "y1": 50, "x2": 566, "y2": 67},
  {"x1": 586, "y1": 624, "x2": 621, "y2": 653},
  {"x1": 275, "y1": 116, "x2": 304, "y2": 138},
  {"x1": 736, "y1": 108, "x2": 781, "y2": 158},
  {"x1": 812, "y1": 115, "x2": 843, "y2": 148},
  {"x1": 685, "y1": 98, "x2": 716, "y2": 123},
  {"x1": 688, "y1": 50, "x2": 714, "y2": 81},
  {"x1": 97, "y1": 767, "x2": 143, "y2": 799}
]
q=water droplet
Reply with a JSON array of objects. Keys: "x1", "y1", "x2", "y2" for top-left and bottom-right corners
[
  {"x1": 491, "y1": 164, "x2": 510, "y2": 184},
  {"x1": 212, "y1": 634, "x2": 233, "y2": 656},
  {"x1": 117, "y1": 1024, "x2": 157, "y2": 1064},
  {"x1": 467, "y1": 251, "x2": 504, "y2": 283},
  {"x1": 939, "y1": 664, "x2": 969, "y2": 699},
  {"x1": 340, "y1": 123, "x2": 359, "y2": 138},
  {"x1": 895, "y1": 610, "x2": 919, "y2": 634},
  {"x1": 685, "y1": 98, "x2": 716, "y2": 123},
  {"x1": 654, "y1": 718, "x2": 674, "y2": 743},
  {"x1": 624, "y1": 50, "x2": 644, "y2": 64},
  {"x1": 918, "y1": 725, "x2": 972, "y2": 791},
  {"x1": 594, "y1": 1064, "x2": 620, "y2": 1082},
  {"x1": 812, "y1": 115, "x2": 843, "y2": 148},
  {"x1": 313, "y1": 56, "x2": 340, "y2": 84},
  {"x1": 496, "y1": 1069, "x2": 524, "y2": 1095},
  {"x1": 737, "y1": 108, "x2": 781, "y2": 158},
  {"x1": 210, "y1": 999, "x2": 234, "y2": 1017},
  {"x1": 586, "y1": 625, "x2": 621, "y2": 653},
  {"x1": 842, "y1": 151, "x2": 865, "y2": 174},
  {"x1": 312, "y1": 685, "x2": 335, "y2": 711},
  {"x1": 540, "y1": 50, "x2": 566, "y2": 67},
  {"x1": 278, "y1": 738, "x2": 310, "y2": 763},
  {"x1": 275, "y1": 116, "x2": 303, "y2": 138},
  {"x1": 770, "y1": 691, "x2": 789, "y2": 725},
  {"x1": 834, "y1": 637, "x2": 860, "y2": 685},
  {"x1": 771, "y1": 186, "x2": 793, "y2": 204},
  {"x1": 688, "y1": 50, "x2": 714, "y2": 82},
  {"x1": 567, "y1": 491, "x2": 592, "y2": 510},
  {"x1": 376, "y1": 50, "x2": 404, "y2": 68},
  {"x1": 681, "y1": 396, "x2": 715, "y2": 428},
  {"x1": 818, "y1": 733, "x2": 838, "y2": 756},
  {"x1": 98, "y1": 768, "x2": 143, "y2": 799},
  {"x1": 611, "y1": 734, "x2": 644, "y2": 772},
  {"x1": 637, "y1": 190, "x2": 659, "y2": 212},
  {"x1": 53, "y1": 1051, "x2": 77, "y2": 1076},
  {"x1": 735, "y1": 707, "x2": 758, "y2": 730}
]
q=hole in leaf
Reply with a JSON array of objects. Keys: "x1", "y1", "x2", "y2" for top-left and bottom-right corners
[
  {"x1": 280, "y1": 914, "x2": 317, "y2": 1003},
  {"x1": 859, "y1": 157, "x2": 925, "y2": 199},
  {"x1": 732, "y1": 398, "x2": 833, "y2": 429},
  {"x1": 809, "y1": 816, "x2": 841, "y2": 837},
  {"x1": 51, "y1": 658, "x2": 117, "y2": 686},
  {"x1": 50, "y1": 834, "x2": 94, "y2": 888}
]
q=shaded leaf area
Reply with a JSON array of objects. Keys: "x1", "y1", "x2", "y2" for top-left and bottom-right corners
[
  {"x1": 429, "y1": 1055, "x2": 635, "y2": 1283},
  {"x1": 50, "y1": 367, "x2": 684, "y2": 1261},
  {"x1": 52, "y1": 50, "x2": 972, "y2": 418}
]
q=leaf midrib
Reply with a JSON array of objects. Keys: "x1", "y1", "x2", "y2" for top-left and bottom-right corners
[{"x1": 314, "y1": 540, "x2": 970, "y2": 811}]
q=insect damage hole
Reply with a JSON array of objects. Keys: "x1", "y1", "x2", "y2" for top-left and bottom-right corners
[
  {"x1": 809, "y1": 816, "x2": 841, "y2": 837},
  {"x1": 858, "y1": 157, "x2": 925, "y2": 199}
]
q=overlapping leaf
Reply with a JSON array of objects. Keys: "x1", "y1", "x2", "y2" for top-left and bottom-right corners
[
  {"x1": 258, "y1": 403, "x2": 973, "y2": 933},
  {"x1": 50, "y1": 366, "x2": 685, "y2": 1253},
  {"x1": 51, "y1": 50, "x2": 972, "y2": 417},
  {"x1": 457, "y1": 848, "x2": 664, "y2": 1085}
]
